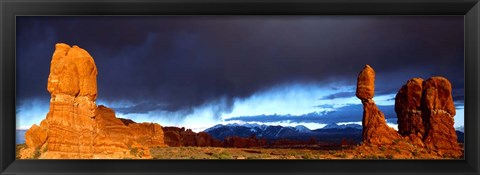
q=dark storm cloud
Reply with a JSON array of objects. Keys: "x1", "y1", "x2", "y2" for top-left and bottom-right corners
[
  {"x1": 113, "y1": 102, "x2": 167, "y2": 114},
  {"x1": 16, "y1": 16, "x2": 464, "y2": 115},
  {"x1": 319, "y1": 91, "x2": 355, "y2": 100},
  {"x1": 225, "y1": 104, "x2": 397, "y2": 124}
]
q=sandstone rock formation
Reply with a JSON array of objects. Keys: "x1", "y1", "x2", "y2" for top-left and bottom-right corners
[
  {"x1": 422, "y1": 77, "x2": 459, "y2": 154},
  {"x1": 21, "y1": 43, "x2": 166, "y2": 159},
  {"x1": 93, "y1": 105, "x2": 166, "y2": 158},
  {"x1": 162, "y1": 127, "x2": 223, "y2": 147},
  {"x1": 356, "y1": 65, "x2": 400, "y2": 145},
  {"x1": 355, "y1": 65, "x2": 462, "y2": 158},
  {"x1": 394, "y1": 78, "x2": 426, "y2": 147},
  {"x1": 395, "y1": 76, "x2": 461, "y2": 156}
]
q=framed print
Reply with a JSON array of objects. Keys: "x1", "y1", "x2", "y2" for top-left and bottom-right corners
[{"x1": 1, "y1": 0, "x2": 479, "y2": 174}]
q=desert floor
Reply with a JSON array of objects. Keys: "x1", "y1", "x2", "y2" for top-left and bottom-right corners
[
  {"x1": 17, "y1": 140, "x2": 464, "y2": 160},
  {"x1": 149, "y1": 138, "x2": 463, "y2": 160}
]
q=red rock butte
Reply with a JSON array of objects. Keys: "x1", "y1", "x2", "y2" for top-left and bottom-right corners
[
  {"x1": 396, "y1": 76, "x2": 461, "y2": 157},
  {"x1": 20, "y1": 43, "x2": 166, "y2": 159}
]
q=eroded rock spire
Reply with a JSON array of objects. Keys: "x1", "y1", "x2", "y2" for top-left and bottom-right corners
[
  {"x1": 356, "y1": 65, "x2": 400, "y2": 145},
  {"x1": 21, "y1": 43, "x2": 166, "y2": 159}
]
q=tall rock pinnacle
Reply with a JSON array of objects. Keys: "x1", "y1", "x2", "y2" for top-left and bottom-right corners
[
  {"x1": 21, "y1": 43, "x2": 166, "y2": 159},
  {"x1": 356, "y1": 65, "x2": 400, "y2": 145}
]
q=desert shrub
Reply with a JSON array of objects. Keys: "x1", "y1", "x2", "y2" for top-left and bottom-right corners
[
  {"x1": 41, "y1": 144, "x2": 48, "y2": 153},
  {"x1": 336, "y1": 153, "x2": 347, "y2": 158},
  {"x1": 412, "y1": 150, "x2": 419, "y2": 156},
  {"x1": 33, "y1": 148, "x2": 41, "y2": 159},
  {"x1": 287, "y1": 151, "x2": 296, "y2": 156},
  {"x1": 130, "y1": 148, "x2": 139, "y2": 156},
  {"x1": 213, "y1": 152, "x2": 232, "y2": 159},
  {"x1": 386, "y1": 154, "x2": 394, "y2": 159},
  {"x1": 379, "y1": 146, "x2": 386, "y2": 152},
  {"x1": 302, "y1": 153, "x2": 315, "y2": 159},
  {"x1": 16, "y1": 144, "x2": 27, "y2": 159}
]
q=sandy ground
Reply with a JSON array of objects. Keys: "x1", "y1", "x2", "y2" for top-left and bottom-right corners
[{"x1": 17, "y1": 140, "x2": 463, "y2": 160}]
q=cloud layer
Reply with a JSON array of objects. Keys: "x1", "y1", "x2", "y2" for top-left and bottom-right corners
[{"x1": 16, "y1": 16, "x2": 464, "y2": 130}]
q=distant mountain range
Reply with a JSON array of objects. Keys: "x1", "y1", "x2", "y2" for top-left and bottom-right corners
[
  {"x1": 204, "y1": 123, "x2": 364, "y2": 143},
  {"x1": 15, "y1": 124, "x2": 465, "y2": 145},
  {"x1": 321, "y1": 123, "x2": 363, "y2": 130},
  {"x1": 203, "y1": 123, "x2": 465, "y2": 144}
]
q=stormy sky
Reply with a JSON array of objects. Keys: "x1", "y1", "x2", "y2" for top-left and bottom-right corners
[{"x1": 16, "y1": 16, "x2": 464, "y2": 132}]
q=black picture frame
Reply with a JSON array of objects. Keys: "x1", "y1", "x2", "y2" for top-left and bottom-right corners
[{"x1": 1, "y1": 0, "x2": 479, "y2": 175}]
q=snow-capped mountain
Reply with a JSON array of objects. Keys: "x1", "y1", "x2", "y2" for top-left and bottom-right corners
[
  {"x1": 203, "y1": 123, "x2": 310, "y2": 140},
  {"x1": 321, "y1": 123, "x2": 363, "y2": 130},
  {"x1": 293, "y1": 125, "x2": 312, "y2": 133},
  {"x1": 203, "y1": 123, "x2": 363, "y2": 143}
]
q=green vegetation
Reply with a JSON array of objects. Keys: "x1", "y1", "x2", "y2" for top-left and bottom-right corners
[
  {"x1": 336, "y1": 153, "x2": 347, "y2": 158},
  {"x1": 302, "y1": 153, "x2": 315, "y2": 159},
  {"x1": 33, "y1": 148, "x2": 41, "y2": 159},
  {"x1": 212, "y1": 152, "x2": 231, "y2": 159},
  {"x1": 130, "y1": 148, "x2": 139, "y2": 156},
  {"x1": 41, "y1": 144, "x2": 48, "y2": 153},
  {"x1": 16, "y1": 144, "x2": 27, "y2": 159},
  {"x1": 145, "y1": 144, "x2": 460, "y2": 160},
  {"x1": 379, "y1": 146, "x2": 386, "y2": 152},
  {"x1": 412, "y1": 150, "x2": 419, "y2": 156}
]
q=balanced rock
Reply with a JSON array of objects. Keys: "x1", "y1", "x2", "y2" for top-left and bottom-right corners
[
  {"x1": 356, "y1": 65, "x2": 376, "y2": 101},
  {"x1": 356, "y1": 65, "x2": 399, "y2": 145},
  {"x1": 22, "y1": 43, "x2": 166, "y2": 159}
]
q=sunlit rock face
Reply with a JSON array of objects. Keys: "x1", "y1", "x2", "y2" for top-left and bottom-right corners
[
  {"x1": 21, "y1": 43, "x2": 166, "y2": 159},
  {"x1": 395, "y1": 76, "x2": 461, "y2": 157},
  {"x1": 421, "y1": 77, "x2": 461, "y2": 156},
  {"x1": 356, "y1": 65, "x2": 400, "y2": 145},
  {"x1": 94, "y1": 105, "x2": 166, "y2": 158},
  {"x1": 395, "y1": 78, "x2": 425, "y2": 146},
  {"x1": 162, "y1": 127, "x2": 223, "y2": 147},
  {"x1": 356, "y1": 65, "x2": 375, "y2": 101}
]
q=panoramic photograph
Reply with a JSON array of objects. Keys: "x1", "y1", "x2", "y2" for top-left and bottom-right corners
[{"x1": 15, "y1": 16, "x2": 464, "y2": 159}]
